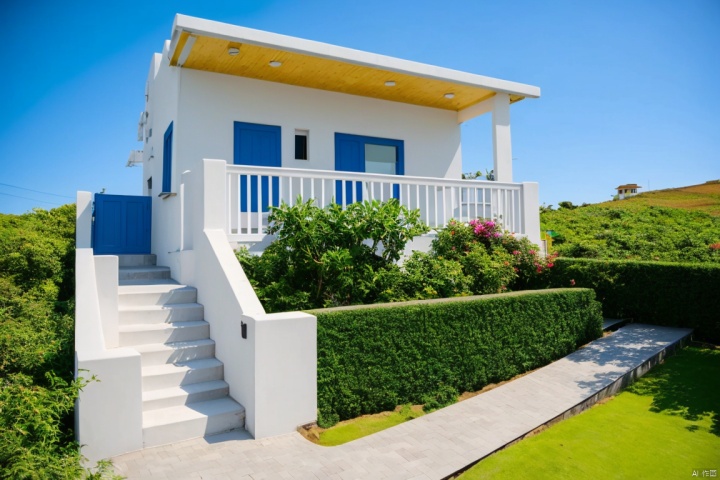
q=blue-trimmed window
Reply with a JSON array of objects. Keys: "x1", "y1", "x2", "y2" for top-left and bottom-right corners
[{"x1": 162, "y1": 122, "x2": 173, "y2": 193}]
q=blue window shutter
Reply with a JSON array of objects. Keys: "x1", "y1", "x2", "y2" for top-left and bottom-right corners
[{"x1": 162, "y1": 122, "x2": 173, "y2": 193}]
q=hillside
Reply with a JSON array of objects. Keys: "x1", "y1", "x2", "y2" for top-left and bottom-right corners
[
  {"x1": 597, "y1": 180, "x2": 720, "y2": 216},
  {"x1": 541, "y1": 181, "x2": 720, "y2": 263}
]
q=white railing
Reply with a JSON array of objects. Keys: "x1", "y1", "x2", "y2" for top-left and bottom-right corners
[{"x1": 225, "y1": 165, "x2": 527, "y2": 242}]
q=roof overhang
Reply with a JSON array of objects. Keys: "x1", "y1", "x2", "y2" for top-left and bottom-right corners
[{"x1": 167, "y1": 15, "x2": 540, "y2": 118}]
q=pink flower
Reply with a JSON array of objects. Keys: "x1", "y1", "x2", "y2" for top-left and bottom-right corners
[
  {"x1": 529, "y1": 249, "x2": 536, "y2": 255},
  {"x1": 547, "y1": 262, "x2": 554, "y2": 268},
  {"x1": 570, "y1": 279, "x2": 576, "y2": 286},
  {"x1": 512, "y1": 250, "x2": 520, "y2": 255}
]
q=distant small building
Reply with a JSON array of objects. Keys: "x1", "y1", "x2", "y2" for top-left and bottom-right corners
[{"x1": 616, "y1": 183, "x2": 642, "y2": 200}]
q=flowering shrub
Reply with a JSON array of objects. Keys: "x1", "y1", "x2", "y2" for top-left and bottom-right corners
[
  {"x1": 432, "y1": 218, "x2": 552, "y2": 292},
  {"x1": 239, "y1": 206, "x2": 552, "y2": 312}
]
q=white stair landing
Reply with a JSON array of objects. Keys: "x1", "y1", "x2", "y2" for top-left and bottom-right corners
[{"x1": 115, "y1": 254, "x2": 246, "y2": 449}]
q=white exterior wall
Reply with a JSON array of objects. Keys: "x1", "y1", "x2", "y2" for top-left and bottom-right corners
[
  {"x1": 175, "y1": 69, "x2": 462, "y2": 179},
  {"x1": 144, "y1": 55, "x2": 463, "y2": 269},
  {"x1": 143, "y1": 45, "x2": 181, "y2": 269}
]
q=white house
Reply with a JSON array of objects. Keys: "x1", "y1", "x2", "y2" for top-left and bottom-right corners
[
  {"x1": 616, "y1": 183, "x2": 642, "y2": 200},
  {"x1": 75, "y1": 14, "x2": 542, "y2": 464}
]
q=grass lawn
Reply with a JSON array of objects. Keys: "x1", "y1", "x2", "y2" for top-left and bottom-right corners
[
  {"x1": 301, "y1": 405, "x2": 425, "y2": 446},
  {"x1": 458, "y1": 346, "x2": 720, "y2": 479}
]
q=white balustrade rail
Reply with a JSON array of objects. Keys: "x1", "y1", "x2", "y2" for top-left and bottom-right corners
[{"x1": 225, "y1": 165, "x2": 526, "y2": 242}]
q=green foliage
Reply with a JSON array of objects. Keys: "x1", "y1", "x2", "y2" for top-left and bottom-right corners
[
  {"x1": 313, "y1": 289, "x2": 603, "y2": 426},
  {"x1": 421, "y1": 383, "x2": 459, "y2": 413},
  {"x1": 0, "y1": 205, "x2": 113, "y2": 478},
  {"x1": 546, "y1": 258, "x2": 720, "y2": 342},
  {"x1": 541, "y1": 204, "x2": 720, "y2": 263},
  {"x1": 239, "y1": 203, "x2": 551, "y2": 311},
  {"x1": 432, "y1": 219, "x2": 552, "y2": 292},
  {"x1": 0, "y1": 373, "x2": 85, "y2": 479},
  {"x1": 400, "y1": 252, "x2": 472, "y2": 299},
  {"x1": 237, "y1": 198, "x2": 428, "y2": 311}
]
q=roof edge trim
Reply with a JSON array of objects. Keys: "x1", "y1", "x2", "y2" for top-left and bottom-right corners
[{"x1": 171, "y1": 14, "x2": 540, "y2": 99}]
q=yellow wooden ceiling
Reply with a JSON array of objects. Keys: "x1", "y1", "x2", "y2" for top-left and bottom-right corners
[{"x1": 170, "y1": 32, "x2": 523, "y2": 111}]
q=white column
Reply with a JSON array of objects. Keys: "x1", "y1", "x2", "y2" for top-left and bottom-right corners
[
  {"x1": 492, "y1": 93, "x2": 513, "y2": 183},
  {"x1": 521, "y1": 182, "x2": 541, "y2": 247}
]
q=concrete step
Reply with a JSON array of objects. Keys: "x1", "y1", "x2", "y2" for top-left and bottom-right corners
[
  {"x1": 117, "y1": 254, "x2": 157, "y2": 268},
  {"x1": 118, "y1": 278, "x2": 180, "y2": 287},
  {"x1": 118, "y1": 321, "x2": 210, "y2": 347},
  {"x1": 142, "y1": 358, "x2": 224, "y2": 391},
  {"x1": 119, "y1": 266, "x2": 171, "y2": 282},
  {"x1": 118, "y1": 303, "x2": 204, "y2": 326},
  {"x1": 134, "y1": 339, "x2": 216, "y2": 367},
  {"x1": 118, "y1": 284, "x2": 197, "y2": 307},
  {"x1": 142, "y1": 380, "x2": 230, "y2": 411},
  {"x1": 142, "y1": 397, "x2": 245, "y2": 449}
]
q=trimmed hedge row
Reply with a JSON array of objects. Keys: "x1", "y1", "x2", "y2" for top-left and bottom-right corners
[
  {"x1": 311, "y1": 289, "x2": 603, "y2": 425},
  {"x1": 546, "y1": 258, "x2": 720, "y2": 343}
]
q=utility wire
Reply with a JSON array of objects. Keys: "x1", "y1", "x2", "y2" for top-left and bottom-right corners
[
  {"x1": 0, "y1": 191, "x2": 65, "y2": 206},
  {"x1": 0, "y1": 182, "x2": 74, "y2": 199}
]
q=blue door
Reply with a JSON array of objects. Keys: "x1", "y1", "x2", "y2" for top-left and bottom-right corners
[
  {"x1": 335, "y1": 133, "x2": 404, "y2": 204},
  {"x1": 234, "y1": 122, "x2": 281, "y2": 212},
  {"x1": 93, "y1": 194, "x2": 151, "y2": 255}
]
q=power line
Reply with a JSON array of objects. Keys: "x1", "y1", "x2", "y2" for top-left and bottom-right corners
[
  {"x1": 0, "y1": 182, "x2": 74, "y2": 199},
  {"x1": 0, "y1": 192, "x2": 65, "y2": 206}
]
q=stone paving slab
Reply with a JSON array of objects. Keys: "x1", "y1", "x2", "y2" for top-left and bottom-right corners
[{"x1": 113, "y1": 324, "x2": 692, "y2": 480}]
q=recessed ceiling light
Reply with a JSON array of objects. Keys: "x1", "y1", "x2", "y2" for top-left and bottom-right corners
[
  {"x1": 269, "y1": 60, "x2": 282, "y2": 67},
  {"x1": 385, "y1": 80, "x2": 396, "y2": 87},
  {"x1": 227, "y1": 47, "x2": 240, "y2": 56},
  {"x1": 444, "y1": 93, "x2": 455, "y2": 99}
]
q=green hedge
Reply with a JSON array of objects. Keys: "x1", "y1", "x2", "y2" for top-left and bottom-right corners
[
  {"x1": 311, "y1": 289, "x2": 603, "y2": 425},
  {"x1": 547, "y1": 258, "x2": 720, "y2": 343}
]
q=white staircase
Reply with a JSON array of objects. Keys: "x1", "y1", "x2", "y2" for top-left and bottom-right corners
[{"x1": 117, "y1": 254, "x2": 245, "y2": 448}]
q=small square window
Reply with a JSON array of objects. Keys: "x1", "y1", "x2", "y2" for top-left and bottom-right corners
[{"x1": 295, "y1": 130, "x2": 308, "y2": 160}]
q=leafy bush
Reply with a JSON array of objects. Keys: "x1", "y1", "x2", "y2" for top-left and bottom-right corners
[
  {"x1": 238, "y1": 198, "x2": 428, "y2": 311},
  {"x1": 541, "y1": 204, "x2": 720, "y2": 263},
  {"x1": 546, "y1": 258, "x2": 720, "y2": 343},
  {"x1": 421, "y1": 383, "x2": 459, "y2": 413},
  {"x1": 432, "y1": 219, "x2": 552, "y2": 292},
  {"x1": 0, "y1": 205, "x2": 116, "y2": 478},
  {"x1": 313, "y1": 289, "x2": 603, "y2": 425},
  {"x1": 238, "y1": 200, "x2": 551, "y2": 311}
]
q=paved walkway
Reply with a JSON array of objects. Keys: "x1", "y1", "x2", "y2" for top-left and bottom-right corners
[{"x1": 113, "y1": 324, "x2": 692, "y2": 480}]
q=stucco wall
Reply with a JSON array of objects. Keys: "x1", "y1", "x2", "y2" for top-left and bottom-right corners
[
  {"x1": 145, "y1": 52, "x2": 463, "y2": 270},
  {"x1": 174, "y1": 68, "x2": 462, "y2": 179},
  {"x1": 143, "y1": 46, "x2": 183, "y2": 267}
]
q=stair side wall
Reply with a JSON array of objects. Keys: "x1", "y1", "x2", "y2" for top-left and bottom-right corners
[
  {"x1": 75, "y1": 245, "x2": 143, "y2": 464},
  {"x1": 187, "y1": 161, "x2": 317, "y2": 437}
]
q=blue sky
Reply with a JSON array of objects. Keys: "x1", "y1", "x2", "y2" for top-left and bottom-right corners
[{"x1": 1, "y1": 0, "x2": 718, "y2": 214}]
